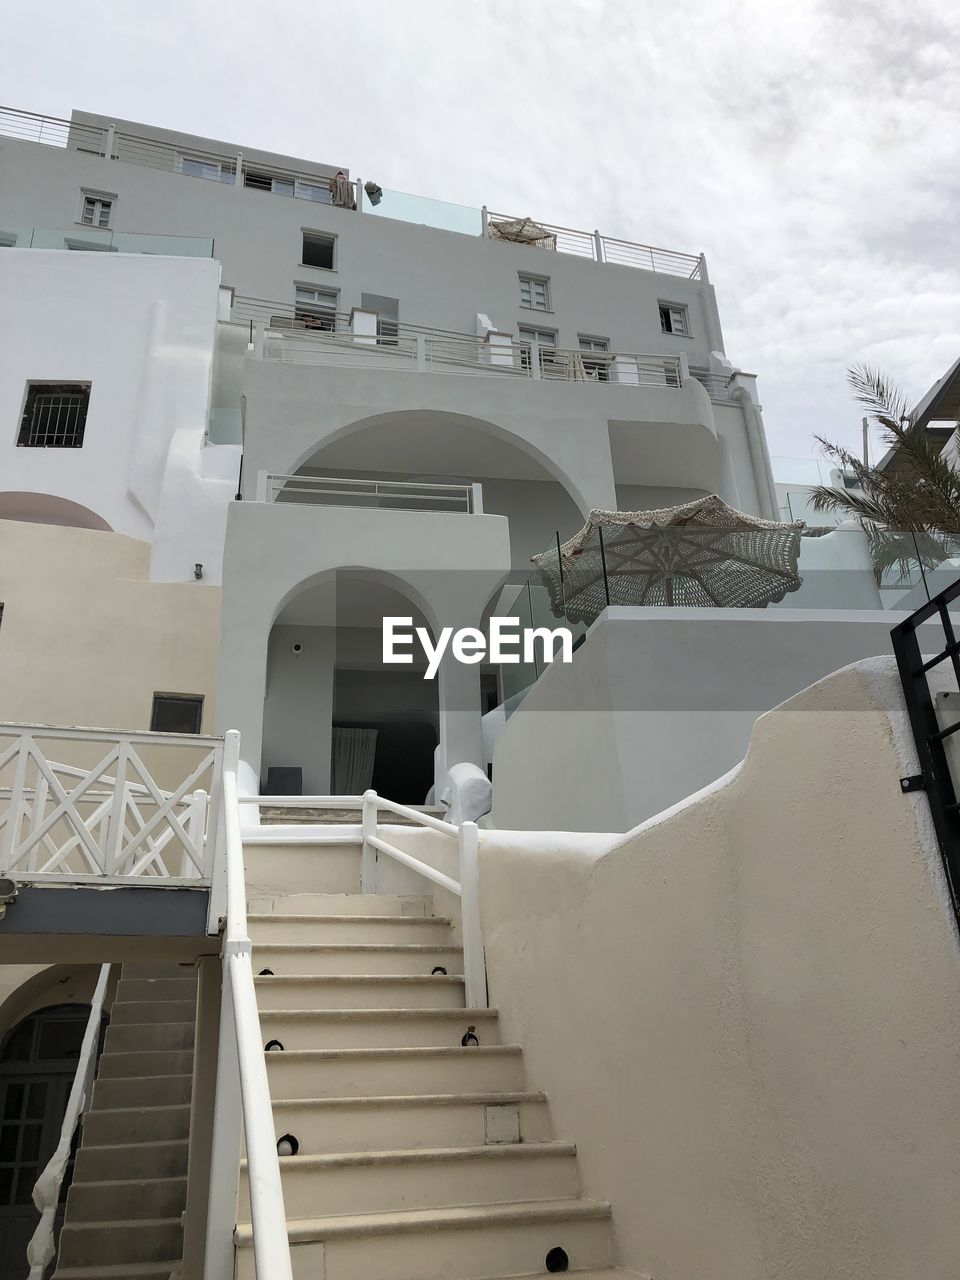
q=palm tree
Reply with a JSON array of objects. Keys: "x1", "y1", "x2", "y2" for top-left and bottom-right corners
[{"x1": 809, "y1": 364, "x2": 960, "y2": 585}]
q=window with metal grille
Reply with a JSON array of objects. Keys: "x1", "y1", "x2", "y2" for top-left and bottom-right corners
[
  {"x1": 518, "y1": 325, "x2": 558, "y2": 372},
  {"x1": 519, "y1": 274, "x2": 551, "y2": 311},
  {"x1": 294, "y1": 284, "x2": 339, "y2": 331},
  {"x1": 80, "y1": 194, "x2": 112, "y2": 228},
  {"x1": 244, "y1": 170, "x2": 295, "y2": 196},
  {"x1": 578, "y1": 335, "x2": 611, "y2": 381},
  {"x1": 17, "y1": 384, "x2": 91, "y2": 449},
  {"x1": 301, "y1": 232, "x2": 336, "y2": 270},
  {"x1": 659, "y1": 302, "x2": 690, "y2": 337},
  {"x1": 150, "y1": 693, "x2": 204, "y2": 734}
]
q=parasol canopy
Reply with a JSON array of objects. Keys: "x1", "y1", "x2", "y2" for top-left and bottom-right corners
[
  {"x1": 531, "y1": 495, "x2": 805, "y2": 623},
  {"x1": 487, "y1": 216, "x2": 558, "y2": 250}
]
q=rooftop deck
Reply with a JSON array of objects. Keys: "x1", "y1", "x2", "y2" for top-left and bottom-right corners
[{"x1": 0, "y1": 104, "x2": 706, "y2": 281}]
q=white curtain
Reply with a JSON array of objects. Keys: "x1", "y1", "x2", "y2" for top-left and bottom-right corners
[{"x1": 333, "y1": 727, "x2": 378, "y2": 794}]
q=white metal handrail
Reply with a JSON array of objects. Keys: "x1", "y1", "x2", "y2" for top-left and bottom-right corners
[
  {"x1": 361, "y1": 790, "x2": 487, "y2": 1008},
  {"x1": 207, "y1": 730, "x2": 293, "y2": 1280},
  {"x1": 26, "y1": 963, "x2": 111, "y2": 1279},
  {"x1": 263, "y1": 473, "x2": 478, "y2": 513}
]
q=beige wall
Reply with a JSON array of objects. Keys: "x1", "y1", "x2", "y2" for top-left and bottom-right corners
[
  {"x1": 0, "y1": 519, "x2": 221, "y2": 737},
  {"x1": 479, "y1": 659, "x2": 960, "y2": 1280}
]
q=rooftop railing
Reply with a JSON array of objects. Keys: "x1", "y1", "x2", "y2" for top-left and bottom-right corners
[
  {"x1": 1, "y1": 104, "x2": 706, "y2": 280},
  {"x1": 0, "y1": 225, "x2": 214, "y2": 257}
]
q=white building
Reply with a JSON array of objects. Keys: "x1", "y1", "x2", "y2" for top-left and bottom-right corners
[{"x1": 1, "y1": 104, "x2": 959, "y2": 1280}]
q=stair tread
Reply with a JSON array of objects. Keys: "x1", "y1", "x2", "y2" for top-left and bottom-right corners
[
  {"x1": 253, "y1": 942, "x2": 463, "y2": 953},
  {"x1": 235, "y1": 1197, "x2": 612, "y2": 1244},
  {"x1": 254, "y1": 974, "x2": 464, "y2": 985},
  {"x1": 266, "y1": 1045, "x2": 521, "y2": 1061},
  {"x1": 61, "y1": 1215, "x2": 182, "y2": 1231},
  {"x1": 247, "y1": 914, "x2": 451, "y2": 924},
  {"x1": 67, "y1": 1173, "x2": 187, "y2": 1189},
  {"x1": 243, "y1": 1142, "x2": 574, "y2": 1171},
  {"x1": 54, "y1": 1263, "x2": 181, "y2": 1279},
  {"x1": 80, "y1": 1138, "x2": 188, "y2": 1154},
  {"x1": 271, "y1": 1091, "x2": 547, "y2": 1108},
  {"x1": 260, "y1": 1007, "x2": 497, "y2": 1020}
]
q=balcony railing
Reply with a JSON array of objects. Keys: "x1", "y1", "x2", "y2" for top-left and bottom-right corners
[
  {"x1": 233, "y1": 297, "x2": 685, "y2": 389},
  {"x1": 260, "y1": 472, "x2": 482, "y2": 513},
  {"x1": 0, "y1": 104, "x2": 706, "y2": 281},
  {"x1": 0, "y1": 225, "x2": 214, "y2": 257}
]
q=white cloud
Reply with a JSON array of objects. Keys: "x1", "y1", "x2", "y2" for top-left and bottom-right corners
[{"x1": 2, "y1": 0, "x2": 958, "y2": 462}]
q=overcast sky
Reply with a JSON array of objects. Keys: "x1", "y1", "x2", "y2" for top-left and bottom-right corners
[{"x1": 3, "y1": 0, "x2": 959, "y2": 462}]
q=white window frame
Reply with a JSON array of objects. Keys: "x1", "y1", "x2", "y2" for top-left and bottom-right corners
[
  {"x1": 294, "y1": 283, "x2": 340, "y2": 331},
  {"x1": 243, "y1": 169, "x2": 295, "y2": 197},
  {"x1": 79, "y1": 191, "x2": 114, "y2": 229},
  {"x1": 659, "y1": 302, "x2": 691, "y2": 337},
  {"x1": 519, "y1": 273, "x2": 551, "y2": 312},
  {"x1": 518, "y1": 325, "x2": 558, "y2": 373},
  {"x1": 301, "y1": 231, "x2": 337, "y2": 271},
  {"x1": 179, "y1": 154, "x2": 235, "y2": 184},
  {"x1": 578, "y1": 334, "x2": 611, "y2": 380},
  {"x1": 296, "y1": 177, "x2": 334, "y2": 205}
]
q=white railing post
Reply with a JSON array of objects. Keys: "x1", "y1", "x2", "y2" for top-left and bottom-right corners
[
  {"x1": 235, "y1": 152, "x2": 243, "y2": 186},
  {"x1": 677, "y1": 353, "x2": 689, "y2": 384},
  {"x1": 470, "y1": 483, "x2": 484, "y2": 514},
  {"x1": 593, "y1": 229, "x2": 604, "y2": 262},
  {"x1": 105, "y1": 122, "x2": 116, "y2": 159},
  {"x1": 1, "y1": 736, "x2": 30, "y2": 874},
  {"x1": 415, "y1": 332, "x2": 427, "y2": 372},
  {"x1": 183, "y1": 789, "x2": 207, "y2": 879},
  {"x1": 529, "y1": 340, "x2": 542, "y2": 380},
  {"x1": 698, "y1": 252, "x2": 709, "y2": 284},
  {"x1": 27, "y1": 963, "x2": 111, "y2": 1280},
  {"x1": 361, "y1": 790, "x2": 378, "y2": 893},
  {"x1": 104, "y1": 740, "x2": 130, "y2": 875},
  {"x1": 481, "y1": 204, "x2": 489, "y2": 236},
  {"x1": 458, "y1": 821, "x2": 487, "y2": 1008}
]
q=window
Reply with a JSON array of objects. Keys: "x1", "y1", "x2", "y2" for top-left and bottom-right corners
[
  {"x1": 518, "y1": 325, "x2": 558, "y2": 373},
  {"x1": 578, "y1": 335, "x2": 611, "y2": 381},
  {"x1": 150, "y1": 693, "x2": 204, "y2": 735},
  {"x1": 17, "y1": 383, "x2": 91, "y2": 448},
  {"x1": 519, "y1": 274, "x2": 551, "y2": 311},
  {"x1": 80, "y1": 193, "x2": 113, "y2": 228},
  {"x1": 301, "y1": 232, "x2": 336, "y2": 270},
  {"x1": 179, "y1": 155, "x2": 234, "y2": 184},
  {"x1": 659, "y1": 303, "x2": 690, "y2": 337},
  {"x1": 244, "y1": 170, "x2": 295, "y2": 196},
  {"x1": 294, "y1": 284, "x2": 339, "y2": 331},
  {"x1": 296, "y1": 178, "x2": 333, "y2": 205}
]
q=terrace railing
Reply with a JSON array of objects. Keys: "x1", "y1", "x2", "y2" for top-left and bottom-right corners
[
  {"x1": 1, "y1": 104, "x2": 706, "y2": 280},
  {"x1": 260, "y1": 472, "x2": 482, "y2": 513}
]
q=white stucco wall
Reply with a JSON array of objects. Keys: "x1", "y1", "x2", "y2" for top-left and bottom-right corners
[
  {"x1": 480, "y1": 659, "x2": 960, "y2": 1280},
  {"x1": 0, "y1": 250, "x2": 238, "y2": 583}
]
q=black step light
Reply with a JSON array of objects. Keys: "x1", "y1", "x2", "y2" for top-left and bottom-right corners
[
  {"x1": 265, "y1": 1039, "x2": 284, "y2": 1051},
  {"x1": 461, "y1": 1025, "x2": 480, "y2": 1047},
  {"x1": 258, "y1": 968, "x2": 274, "y2": 977},
  {"x1": 277, "y1": 1133, "x2": 300, "y2": 1157},
  {"x1": 431, "y1": 966, "x2": 447, "y2": 976},
  {"x1": 545, "y1": 1246, "x2": 569, "y2": 1273}
]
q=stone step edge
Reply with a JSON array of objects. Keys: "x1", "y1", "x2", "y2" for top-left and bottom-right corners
[
  {"x1": 241, "y1": 1142, "x2": 575, "y2": 1172},
  {"x1": 53, "y1": 1263, "x2": 181, "y2": 1279},
  {"x1": 254, "y1": 973, "x2": 464, "y2": 984},
  {"x1": 247, "y1": 914, "x2": 451, "y2": 925},
  {"x1": 59, "y1": 1215, "x2": 182, "y2": 1232},
  {"x1": 252, "y1": 943, "x2": 464, "y2": 954},
  {"x1": 264, "y1": 1045, "x2": 521, "y2": 1062},
  {"x1": 234, "y1": 1197, "x2": 612, "y2": 1245},
  {"x1": 77, "y1": 1138, "x2": 189, "y2": 1158},
  {"x1": 259, "y1": 1007, "x2": 497, "y2": 1021},
  {"x1": 270, "y1": 1090, "x2": 547, "y2": 1109},
  {"x1": 67, "y1": 1173, "x2": 188, "y2": 1191}
]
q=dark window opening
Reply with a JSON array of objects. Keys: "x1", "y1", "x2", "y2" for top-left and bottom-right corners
[
  {"x1": 302, "y1": 233, "x2": 335, "y2": 270},
  {"x1": 18, "y1": 384, "x2": 90, "y2": 449},
  {"x1": 150, "y1": 693, "x2": 204, "y2": 735}
]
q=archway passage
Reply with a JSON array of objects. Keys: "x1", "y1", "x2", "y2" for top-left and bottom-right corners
[
  {"x1": 288, "y1": 411, "x2": 585, "y2": 569},
  {"x1": 0, "y1": 492, "x2": 112, "y2": 532},
  {"x1": 263, "y1": 571, "x2": 440, "y2": 804},
  {"x1": 0, "y1": 1004, "x2": 108, "y2": 1279}
]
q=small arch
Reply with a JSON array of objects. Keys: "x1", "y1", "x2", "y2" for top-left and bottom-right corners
[{"x1": 0, "y1": 491, "x2": 112, "y2": 532}]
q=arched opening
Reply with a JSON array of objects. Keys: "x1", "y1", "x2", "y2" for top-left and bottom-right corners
[
  {"x1": 0, "y1": 492, "x2": 112, "y2": 532},
  {"x1": 287, "y1": 411, "x2": 585, "y2": 569},
  {"x1": 0, "y1": 1003, "x2": 108, "y2": 1277},
  {"x1": 262, "y1": 570, "x2": 440, "y2": 803}
]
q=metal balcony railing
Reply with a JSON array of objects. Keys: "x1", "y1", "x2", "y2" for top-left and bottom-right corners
[
  {"x1": 261, "y1": 472, "x2": 482, "y2": 514},
  {"x1": 1, "y1": 104, "x2": 707, "y2": 281}
]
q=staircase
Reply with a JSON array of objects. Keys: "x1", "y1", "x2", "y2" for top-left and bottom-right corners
[
  {"x1": 53, "y1": 963, "x2": 198, "y2": 1280},
  {"x1": 234, "y1": 833, "x2": 622, "y2": 1280}
]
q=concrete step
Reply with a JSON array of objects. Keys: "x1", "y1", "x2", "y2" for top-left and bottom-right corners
[
  {"x1": 255, "y1": 974, "x2": 465, "y2": 1011},
  {"x1": 56, "y1": 1217, "x2": 182, "y2": 1269},
  {"x1": 120, "y1": 963, "x2": 195, "y2": 981},
  {"x1": 243, "y1": 1143, "x2": 578, "y2": 1218},
  {"x1": 82, "y1": 1103, "x2": 191, "y2": 1147},
  {"x1": 247, "y1": 893, "x2": 432, "y2": 917},
  {"x1": 265, "y1": 1045, "x2": 524, "y2": 1100},
  {"x1": 268, "y1": 1092, "x2": 552, "y2": 1155},
  {"x1": 110, "y1": 999, "x2": 197, "y2": 1026},
  {"x1": 247, "y1": 914, "x2": 454, "y2": 945},
  {"x1": 75, "y1": 1139, "x2": 189, "y2": 1183},
  {"x1": 103, "y1": 1021, "x2": 195, "y2": 1054},
  {"x1": 115, "y1": 978, "x2": 198, "y2": 1003},
  {"x1": 91, "y1": 1073, "x2": 192, "y2": 1111},
  {"x1": 234, "y1": 1198, "x2": 613, "y2": 1280},
  {"x1": 251, "y1": 942, "x2": 464, "y2": 977},
  {"x1": 65, "y1": 1175, "x2": 187, "y2": 1222},
  {"x1": 54, "y1": 1262, "x2": 180, "y2": 1279},
  {"x1": 96, "y1": 1050, "x2": 195, "y2": 1079},
  {"x1": 259, "y1": 1008, "x2": 499, "y2": 1051},
  {"x1": 243, "y1": 843, "x2": 361, "y2": 895}
]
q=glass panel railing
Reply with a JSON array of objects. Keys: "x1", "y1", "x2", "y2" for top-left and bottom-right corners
[
  {"x1": 364, "y1": 187, "x2": 482, "y2": 236},
  {"x1": 0, "y1": 227, "x2": 214, "y2": 257}
]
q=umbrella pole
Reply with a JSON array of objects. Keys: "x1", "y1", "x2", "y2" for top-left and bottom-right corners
[
  {"x1": 555, "y1": 530, "x2": 566, "y2": 615},
  {"x1": 598, "y1": 525, "x2": 611, "y2": 608}
]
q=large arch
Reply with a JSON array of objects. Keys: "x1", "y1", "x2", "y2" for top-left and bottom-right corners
[{"x1": 0, "y1": 491, "x2": 113, "y2": 532}]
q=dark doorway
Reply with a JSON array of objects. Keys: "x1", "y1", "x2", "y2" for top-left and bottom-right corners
[
  {"x1": 0, "y1": 1005, "x2": 108, "y2": 1280},
  {"x1": 334, "y1": 718, "x2": 438, "y2": 804}
]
